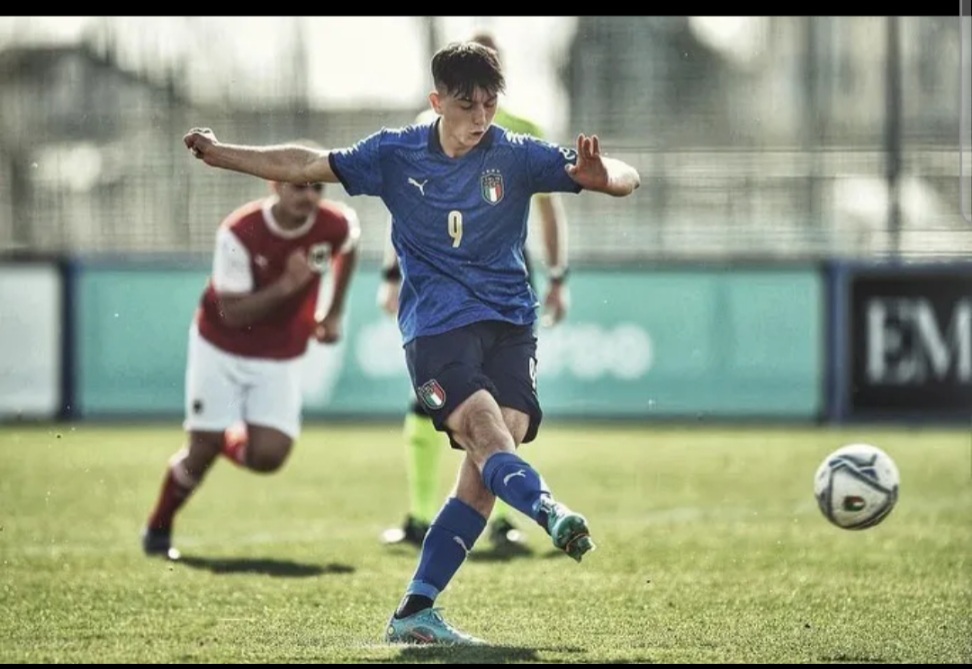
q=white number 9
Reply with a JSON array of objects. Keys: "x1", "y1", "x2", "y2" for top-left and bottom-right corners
[{"x1": 448, "y1": 210, "x2": 463, "y2": 248}]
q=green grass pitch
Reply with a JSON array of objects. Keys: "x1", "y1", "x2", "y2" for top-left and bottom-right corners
[{"x1": 0, "y1": 421, "x2": 969, "y2": 663}]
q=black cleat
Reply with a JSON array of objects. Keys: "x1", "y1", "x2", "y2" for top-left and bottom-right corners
[
  {"x1": 380, "y1": 515, "x2": 430, "y2": 548},
  {"x1": 486, "y1": 517, "x2": 532, "y2": 556},
  {"x1": 141, "y1": 527, "x2": 181, "y2": 561}
]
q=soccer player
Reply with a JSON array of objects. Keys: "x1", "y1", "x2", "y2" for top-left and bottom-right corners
[
  {"x1": 182, "y1": 40, "x2": 640, "y2": 645},
  {"x1": 377, "y1": 30, "x2": 570, "y2": 556},
  {"x1": 140, "y1": 159, "x2": 361, "y2": 561}
]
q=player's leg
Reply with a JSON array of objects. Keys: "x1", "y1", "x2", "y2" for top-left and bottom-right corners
[
  {"x1": 482, "y1": 248, "x2": 536, "y2": 553},
  {"x1": 448, "y1": 388, "x2": 593, "y2": 562},
  {"x1": 405, "y1": 399, "x2": 444, "y2": 525},
  {"x1": 235, "y1": 355, "x2": 301, "y2": 472},
  {"x1": 389, "y1": 377, "x2": 592, "y2": 645},
  {"x1": 380, "y1": 398, "x2": 443, "y2": 547},
  {"x1": 386, "y1": 323, "x2": 497, "y2": 644},
  {"x1": 142, "y1": 325, "x2": 242, "y2": 560},
  {"x1": 485, "y1": 362, "x2": 526, "y2": 550},
  {"x1": 481, "y1": 321, "x2": 594, "y2": 561},
  {"x1": 143, "y1": 429, "x2": 225, "y2": 560},
  {"x1": 387, "y1": 322, "x2": 592, "y2": 644},
  {"x1": 386, "y1": 454, "x2": 492, "y2": 645}
]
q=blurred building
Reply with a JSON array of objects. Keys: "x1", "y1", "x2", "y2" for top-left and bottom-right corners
[{"x1": 564, "y1": 16, "x2": 968, "y2": 261}]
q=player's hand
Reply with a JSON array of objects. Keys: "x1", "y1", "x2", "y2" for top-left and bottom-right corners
[
  {"x1": 541, "y1": 283, "x2": 569, "y2": 328},
  {"x1": 565, "y1": 134, "x2": 608, "y2": 190},
  {"x1": 184, "y1": 127, "x2": 218, "y2": 161},
  {"x1": 376, "y1": 279, "x2": 400, "y2": 316},
  {"x1": 313, "y1": 311, "x2": 343, "y2": 344},
  {"x1": 279, "y1": 248, "x2": 315, "y2": 294}
]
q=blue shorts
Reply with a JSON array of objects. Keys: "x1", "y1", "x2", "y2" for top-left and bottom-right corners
[{"x1": 404, "y1": 320, "x2": 542, "y2": 449}]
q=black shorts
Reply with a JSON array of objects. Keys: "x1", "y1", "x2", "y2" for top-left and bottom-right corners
[{"x1": 404, "y1": 320, "x2": 542, "y2": 449}]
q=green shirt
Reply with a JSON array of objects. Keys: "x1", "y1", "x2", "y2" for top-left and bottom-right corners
[
  {"x1": 415, "y1": 106, "x2": 546, "y2": 140},
  {"x1": 493, "y1": 107, "x2": 545, "y2": 140}
]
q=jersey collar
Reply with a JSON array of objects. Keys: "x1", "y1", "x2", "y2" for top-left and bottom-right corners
[{"x1": 261, "y1": 198, "x2": 315, "y2": 239}]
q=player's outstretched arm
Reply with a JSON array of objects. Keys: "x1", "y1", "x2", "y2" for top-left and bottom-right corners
[
  {"x1": 183, "y1": 127, "x2": 338, "y2": 185},
  {"x1": 565, "y1": 134, "x2": 640, "y2": 197}
]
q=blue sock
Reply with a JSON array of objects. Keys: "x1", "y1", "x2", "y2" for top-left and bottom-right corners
[
  {"x1": 404, "y1": 497, "x2": 487, "y2": 602},
  {"x1": 481, "y1": 452, "x2": 550, "y2": 525}
]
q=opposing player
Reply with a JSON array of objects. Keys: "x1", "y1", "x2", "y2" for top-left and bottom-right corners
[
  {"x1": 377, "y1": 30, "x2": 570, "y2": 556},
  {"x1": 182, "y1": 39, "x2": 640, "y2": 644},
  {"x1": 141, "y1": 158, "x2": 360, "y2": 561}
]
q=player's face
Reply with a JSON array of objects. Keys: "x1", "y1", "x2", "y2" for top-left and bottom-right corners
[
  {"x1": 275, "y1": 182, "x2": 322, "y2": 223},
  {"x1": 432, "y1": 86, "x2": 498, "y2": 155}
]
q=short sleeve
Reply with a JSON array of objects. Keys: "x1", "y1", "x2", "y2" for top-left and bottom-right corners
[
  {"x1": 526, "y1": 137, "x2": 583, "y2": 195},
  {"x1": 327, "y1": 129, "x2": 385, "y2": 197},
  {"x1": 211, "y1": 227, "x2": 253, "y2": 294}
]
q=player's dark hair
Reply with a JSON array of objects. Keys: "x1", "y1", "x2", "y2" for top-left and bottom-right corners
[{"x1": 431, "y1": 41, "x2": 505, "y2": 100}]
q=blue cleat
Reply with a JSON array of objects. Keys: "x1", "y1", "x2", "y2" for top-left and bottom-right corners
[
  {"x1": 537, "y1": 497, "x2": 596, "y2": 562},
  {"x1": 384, "y1": 608, "x2": 486, "y2": 646}
]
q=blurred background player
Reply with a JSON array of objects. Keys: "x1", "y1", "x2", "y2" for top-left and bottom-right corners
[
  {"x1": 141, "y1": 149, "x2": 361, "y2": 560},
  {"x1": 377, "y1": 29, "x2": 571, "y2": 556}
]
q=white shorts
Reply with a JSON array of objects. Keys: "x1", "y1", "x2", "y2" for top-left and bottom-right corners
[{"x1": 183, "y1": 324, "x2": 302, "y2": 439}]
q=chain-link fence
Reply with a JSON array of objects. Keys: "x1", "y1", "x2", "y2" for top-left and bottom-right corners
[{"x1": 0, "y1": 16, "x2": 968, "y2": 263}]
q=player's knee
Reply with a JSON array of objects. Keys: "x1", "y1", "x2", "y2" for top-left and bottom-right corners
[
  {"x1": 246, "y1": 428, "x2": 293, "y2": 473},
  {"x1": 449, "y1": 396, "x2": 512, "y2": 461},
  {"x1": 184, "y1": 431, "x2": 226, "y2": 479},
  {"x1": 247, "y1": 443, "x2": 292, "y2": 472},
  {"x1": 499, "y1": 407, "x2": 530, "y2": 445}
]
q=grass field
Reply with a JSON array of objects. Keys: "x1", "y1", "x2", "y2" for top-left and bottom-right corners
[{"x1": 0, "y1": 421, "x2": 969, "y2": 663}]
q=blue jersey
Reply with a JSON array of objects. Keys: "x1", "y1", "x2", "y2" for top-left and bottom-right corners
[{"x1": 329, "y1": 121, "x2": 581, "y2": 344}]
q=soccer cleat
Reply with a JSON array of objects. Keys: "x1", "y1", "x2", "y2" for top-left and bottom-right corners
[
  {"x1": 385, "y1": 608, "x2": 486, "y2": 646},
  {"x1": 537, "y1": 497, "x2": 595, "y2": 562},
  {"x1": 141, "y1": 527, "x2": 181, "y2": 561},
  {"x1": 486, "y1": 517, "x2": 532, "y2": 556},
  {"x1": 380, "y1": 515, "x2": 430, "y2": 548}
]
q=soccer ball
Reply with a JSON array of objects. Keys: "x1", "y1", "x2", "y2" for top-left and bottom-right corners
[{"x1": 813, "y1": 443, "x2": 900, "y2": 530}]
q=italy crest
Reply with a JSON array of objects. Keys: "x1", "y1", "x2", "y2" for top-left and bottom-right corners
[
  {"x1": 481, "y1": 169, "x2": 504, "y2": 205},
  {"x1": 417, "y1": 379, "x2": 447, "y2": 410}
]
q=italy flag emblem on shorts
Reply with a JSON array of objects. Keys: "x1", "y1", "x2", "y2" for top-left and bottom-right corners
[
  {"x1": 481, "y1": 170, "x2": 504, "y2": 205},
  {"x1": 417, "y1": 379, "x2": 447, "y2": 410}
]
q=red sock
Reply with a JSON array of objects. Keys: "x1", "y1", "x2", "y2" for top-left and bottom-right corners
[
  {"x1": 147, "y1": 468, "x2": 193, "y2": 531},
  {"x1": 221, "y1": 423, "x2": 249, "y2": 467}
]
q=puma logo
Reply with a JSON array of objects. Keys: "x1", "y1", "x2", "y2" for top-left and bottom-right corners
[
  {"x1": 503, "y1": 469, "x2": 527, "y2": 486},
  {"x1": 408, "y1": 177, "x2": 428, "y2": 196},
  {"x1": 453, "y1": 536, "x2": 470, "y2": 556}
]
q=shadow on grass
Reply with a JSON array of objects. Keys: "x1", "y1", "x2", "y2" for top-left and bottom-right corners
[
  {"x1": 817, "y1": 654, "x2": 890, "y2": 663},
  {"x1": 381, "y1": 545, "x2": 536, "y2": 564},
  {"x1": 177, "y1": 555, "x2": 354, "y2": 577},
  {"x1": 540, "y1": 548, "x2": 574, "y2": 561},
  {"x1": 371, "y1": 642, "x2": 590, "y2": 664},
  {"x1": 382, "y1": 645, "x2": 542, "y2": 663},
  {"x1": 465, "y1": 548, "x2": 535, "y2": 563},
  {"x1": 364, "y1": 644, "x2": 669, "y2": 665}
]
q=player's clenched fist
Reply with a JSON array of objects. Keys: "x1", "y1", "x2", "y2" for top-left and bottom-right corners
[
  {"x1": 280, "y1": 248, "x2": 315, "y2": 294},
  {"x1": 184, "y1": 127, "x2": 217, "y2": 159}
]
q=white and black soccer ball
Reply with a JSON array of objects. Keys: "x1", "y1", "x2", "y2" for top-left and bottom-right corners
[{"x1": 813, "y1": 443, "x2": 900, "y2": 530}]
